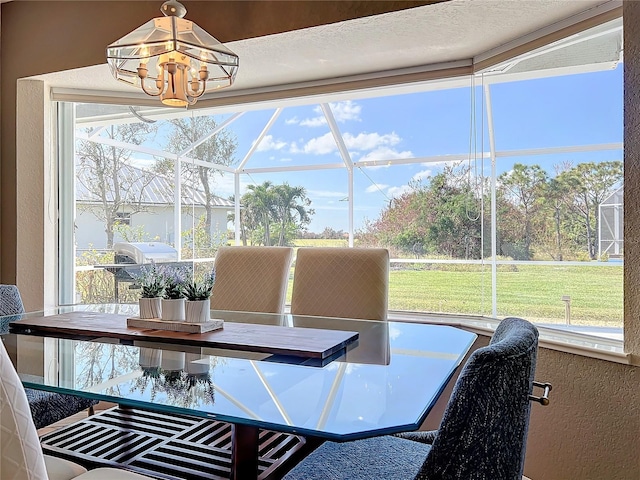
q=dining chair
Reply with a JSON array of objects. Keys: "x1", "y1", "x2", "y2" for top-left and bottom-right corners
[
  {"x1": 283, "y1": 317, "x2": 544, "y2": 480},
  {"x1": 290, "y1": 247, "x2": 389, "y2": 321},
  {"x1": 0, "y1": 334, "x2": 154, "y2": 480},
  {"x1": 210, "y1": 246, "x2": 294, "y2": 314},
  {"x1": 0, "y1": 284, "x2": 99, "y2": 430}
]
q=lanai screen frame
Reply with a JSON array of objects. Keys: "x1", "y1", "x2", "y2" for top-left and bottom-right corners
[{"x1": 59, "y1": 15, "x2": 623, "y2": 326}]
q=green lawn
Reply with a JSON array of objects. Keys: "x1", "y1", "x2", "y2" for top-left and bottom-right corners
[
  {"x1": 389, "y1": 264, "x2": 622, "y2": 327},
  {"x1": 293, "y1": 239, "x2": 348, "y2": 247},
  {"x1": 286, "y1": 255, "x2": 623, "y2": 327}
]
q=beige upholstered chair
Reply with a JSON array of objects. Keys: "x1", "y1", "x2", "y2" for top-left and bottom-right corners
[
  {"x1": 291, "y1": 247, "x2": 389, "y2": 321},
  {"x1": 0, "y1": 340, "x2": 153, "y2": 480},
  {"x1": 210, "y1": 246, "x2": 293, "y2": 314}
]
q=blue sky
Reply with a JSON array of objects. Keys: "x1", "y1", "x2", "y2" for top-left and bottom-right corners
[{"x1": 124, "y1": 65, "x2": 623, "y2": 234}]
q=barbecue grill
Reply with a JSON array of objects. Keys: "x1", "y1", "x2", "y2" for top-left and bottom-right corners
[
  {"x1": 99, "y1": 242, "x2": 192, "y2": 302},
  {"x1": 114, "y1": 242, "x2": 179, "y2": 265}
]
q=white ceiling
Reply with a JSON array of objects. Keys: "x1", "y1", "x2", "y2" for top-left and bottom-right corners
[{"x1": 32, "y1": 0, "x2": 618, "y2": 99}]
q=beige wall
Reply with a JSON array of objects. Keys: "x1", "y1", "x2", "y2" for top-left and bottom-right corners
[
  {"x1": 525, "y1": 348, "x2": 640, "y2": 480},
  {"x1": 1, "y1": 1, "x2": 639, "y2": 479}
]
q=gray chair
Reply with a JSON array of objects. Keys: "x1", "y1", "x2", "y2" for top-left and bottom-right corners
[
  {"x1": 284, "y1": 317, "x2": 543, "y2": 480},
  {"x1": 0, "y1": 285, "x2": 99, "y2": 430}
]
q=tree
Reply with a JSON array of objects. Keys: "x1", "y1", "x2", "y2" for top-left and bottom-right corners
[
  {"x1": 164, "y1": 116, "x2": 237, "y2": 246},
  {"x1": 272, "y1": 183, "x2": 314, "y2": 246},
  {"x1": 558, "y1": 161, "x2": 623, "y2": 259},
  {"x1": 424, "y1": 170, "x2": 483, "y2": 258},
  {"x1": 498, "y1": 164, "x2": 547, "y2": 260},
  {"x1": 238, "y1": 181, "x2": 315, "y2": 246},
  {"x1": 538, "y1": 177, "x2": 571, "y2": 260},
  {"x1": 241, "y1": 181, "x2": 277, "y2": 245},
  {"x1": 77, "y1": 123, "x2": 156, "y2": 248},
  {"x1": 359, "y1": 164, "x2": 483, "y2": 259}
]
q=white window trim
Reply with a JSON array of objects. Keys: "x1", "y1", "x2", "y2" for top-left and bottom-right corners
[{"x1": 389, "y1": 311, "x2": 629, "y2": 365}]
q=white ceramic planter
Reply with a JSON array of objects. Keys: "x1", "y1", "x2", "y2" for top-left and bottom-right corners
[
  {"x1": 161, "y1": 350, "x2": 185, "y2": 371},
  {"x1": 185, "y1": 352, "x2": 209, "y2": 375},
  {"x1": 139, "y1": 347, "x2": 162, "y2": 369},
  {"x1": 139, "y1": 297, "x2": 161, "y2": 319},
  {"x1": 185, "y1": 298, "x2": 210, "y2": 323},
  {"x1": 161, "y1": 298, "x2": 185, "y2": 321}
]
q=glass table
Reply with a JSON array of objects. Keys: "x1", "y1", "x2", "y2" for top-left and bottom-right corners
[{"x1": 2, "y1": 305, "x2": 477, "y2": 480}]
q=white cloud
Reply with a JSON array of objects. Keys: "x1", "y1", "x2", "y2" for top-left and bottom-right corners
[
  {"x1": 285, "y1": 116, "x2": 300, "y2": 125},
  {"x1": 365, "y1": 184, "x2": 388, "y2": 193},
  {"x1": 330, "y1": 100, "x2": 361, "y2": 122},
  {"x1": 256, "y1": 135, "x2": 287, "y2": 152},
  {"x1": 289, "y1": 141, "x2": 301, "y2": 154},
  {"x1": 294, "y1": 131, "x2": 407, "y2": 157},
  {"x1": 412, "y1": 169, "x2": 432, "y2": 182},
  {"x1": 300, "y1": 116, "x2": 327, "y2": 127},
  {"x1": 344, "y1": 132, "x2": 400, "y2": 150},
  {"x1": 387, "y1": 184, "x2": 414, "y2": 198},
  {"x1": 296, "y1": 101, "x2": 362, "y2": 128},
  {"x1": 359, "y1": 146, "x2": 414, "y2": 164},
  {"x1": 297, "y1": 132, "x2": 337, "y2": 155},
  {"x1": 280, "y1": 157, "x2": 293, "y2": 162}
]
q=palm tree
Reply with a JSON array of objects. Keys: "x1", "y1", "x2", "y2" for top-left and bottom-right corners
[
  {"x1": 272, "y1": 183, "x2": 313, "y2": 246},
  {"x1": 238, "y1": 182, "x2": 314, "y2": 246},
  {"x1": 241, "y1": 181, "x2": 277, "y2": 246}
]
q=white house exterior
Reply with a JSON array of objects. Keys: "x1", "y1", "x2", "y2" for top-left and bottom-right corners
[{"x1": 75, "y1": 164, "x2": 233, "y2": 252}]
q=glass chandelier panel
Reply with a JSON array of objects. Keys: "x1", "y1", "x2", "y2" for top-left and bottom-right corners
[{"x1": 107, "y1": 0, "x2": 239, "y2": 107}]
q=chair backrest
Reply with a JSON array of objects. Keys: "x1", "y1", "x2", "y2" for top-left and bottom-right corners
[
  {"x1": 0, "y1": 340, "x2": 49, "y2": 480},
  {"x1": 290, "y1": 247, "x2": 389, "y2": 321},
  {"x1": 0, "y1": 285, "x2": 25, "y2": 334},
  {"x1": 420, "y1": 317, "x2": 539, "y2": 480},
  {"x1": 210, "y1": 246, "x2": 293, "y2": 314}
]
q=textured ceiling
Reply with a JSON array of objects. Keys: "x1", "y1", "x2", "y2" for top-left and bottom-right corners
[{"x1": 33, "y1": 0, "x2": 615, "y2": 97}]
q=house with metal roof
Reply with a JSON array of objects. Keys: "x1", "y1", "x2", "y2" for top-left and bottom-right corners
[{"x1": 75, "y1": 162, "x2": 232, "y2": 251}]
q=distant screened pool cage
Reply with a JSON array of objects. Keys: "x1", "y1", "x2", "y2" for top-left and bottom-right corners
[{"x1": 599, "y1": 186, "x2": 623, "y2": 260}]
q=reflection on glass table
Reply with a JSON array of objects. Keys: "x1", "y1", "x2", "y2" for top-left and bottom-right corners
[{"x1": 2, "y1": 305, "x2": 477, "y2": 479}]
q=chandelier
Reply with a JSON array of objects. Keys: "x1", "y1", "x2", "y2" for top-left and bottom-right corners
[{"x1": 106, "y1": 0, "x2": 239, "y2": 107}]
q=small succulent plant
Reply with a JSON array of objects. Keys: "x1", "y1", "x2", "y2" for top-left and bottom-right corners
[
  {"x1": 185, "y1": 269, "x2": 216, "y2": 301},
  {"x1": 159, "y1": 265, "x2": 190, "y2": 299},
  {"x1": 134, "y1": 261, "x2": 165, "y2": 298}
]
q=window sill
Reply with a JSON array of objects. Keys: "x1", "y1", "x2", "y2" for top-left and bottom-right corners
[{"x1": 388, "y1": 311, "x2": 629, "y2": 365}]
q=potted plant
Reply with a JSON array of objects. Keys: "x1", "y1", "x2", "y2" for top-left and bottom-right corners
[
  {"x1": 160, "y1": 265, "x2": 188, "y2": 321},
  {"x1": 134, "y1": 262, "x2": 164, "y2": 319},
  {"x1": 184, "y1": 269, "x2": 216, "y2": 323}
]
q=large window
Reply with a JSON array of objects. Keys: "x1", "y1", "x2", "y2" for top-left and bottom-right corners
[{"x1": 59, "y1": 17, "x2": 623, "y2": 337}]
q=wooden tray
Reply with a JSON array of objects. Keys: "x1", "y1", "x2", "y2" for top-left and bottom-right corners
[
  {"x1": 127, "y1": 317, "x2": 224, "y2": 333},
  {"x1": 10, "y1": 312, "x2": 358, "y2": 360}
]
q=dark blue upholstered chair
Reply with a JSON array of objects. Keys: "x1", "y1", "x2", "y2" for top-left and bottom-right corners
[
  {"x1": 284, "y1": 317, "x2": 540, "y2": 480},
  {"x1": 0, "y1": 285, "x2": 99, "y2": 429}
]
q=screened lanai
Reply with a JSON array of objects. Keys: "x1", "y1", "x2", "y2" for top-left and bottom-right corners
[
  {"x1": 599, "y1": 186, "x2": 623, "y2": 259},
  {"x1": 44, "y1": 9, "x2": 623, "y2": 336}
]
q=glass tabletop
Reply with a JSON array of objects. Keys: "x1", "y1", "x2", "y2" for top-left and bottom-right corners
[{"x1": 2, "y1": 305, "x2": 477, "y2": 441}]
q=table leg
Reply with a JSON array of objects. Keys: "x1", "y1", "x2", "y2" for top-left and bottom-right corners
[{"x1": 231, "y1": 424, "x2": 259, "y2": 480}]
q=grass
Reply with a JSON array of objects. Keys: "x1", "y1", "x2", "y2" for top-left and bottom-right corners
[
  {"x1": 286, "y1": 244, "x2": 623, "y2": 327},
  {"x1": 293, "y1": 239, "x2": 348, "y2": 247},
  {"x1": 387, "y1": 265, "x2": 622, "y2": 327}
]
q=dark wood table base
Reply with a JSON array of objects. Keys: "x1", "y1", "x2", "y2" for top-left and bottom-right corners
[{"x1": 40, "y1": 406, "x2": 308, "y2": 480}]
